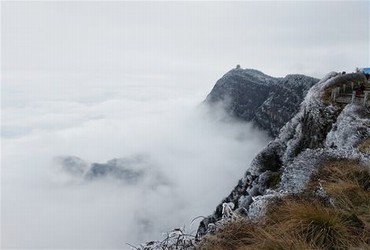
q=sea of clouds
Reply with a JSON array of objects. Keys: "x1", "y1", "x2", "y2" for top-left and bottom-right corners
[{"x1": 2, "y1": 70, "x2": 269, "y2": 249}]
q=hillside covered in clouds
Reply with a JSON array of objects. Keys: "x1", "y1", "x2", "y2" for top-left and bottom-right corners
[{"x1": 137, "y1": 69, "x2": 370, "y2": 250}]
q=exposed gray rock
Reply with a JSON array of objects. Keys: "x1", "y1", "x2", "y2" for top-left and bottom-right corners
[
  {"x1": 196, "y1": 72, "x2": 370, "y2": 239},
  {"x1": 56, "y1": 155, "x2": 170, "y2": 187},
  {"x1": 55, "y1": 155, "x2": 88, "y2": 177},
  {"x1": 205, "y1": 68, "x2": 319, "y2": 137},
  {"x1": 85, "y1": 157, "x2": 145, "y2": 183},
  {"x1": 136, "y1": 70, "x2": 369, "y2": 249}
]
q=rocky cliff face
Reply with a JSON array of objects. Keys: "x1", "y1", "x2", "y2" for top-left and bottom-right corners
[
  {"x1": 197, "y1": 71, "x2": 369, "y2": 238},
  {"x1": 136, "y1": 70, "x2": 369, "y2": 249},
  {"x1": 205, "y1": 68, "x2": 319, "y2": 137}
]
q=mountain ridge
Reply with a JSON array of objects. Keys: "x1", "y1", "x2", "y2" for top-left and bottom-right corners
[
  {"x1": 196, "y1": 71, "x2": 369, "y2": 239},
  {"x1": 205, "y1": 67, "x2": 319, "y2": 137},
  {"x1": 136, "y1": 69, "x2": 370, "y2": 250}
]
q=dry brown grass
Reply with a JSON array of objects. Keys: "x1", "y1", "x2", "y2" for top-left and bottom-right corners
[
  {"x1": 358, "y1": 138, "x2": 370, "y2": 154},
  {"x1": 197, "y1": 159, "x2": 370, "y2": 250},
  {"x1": 267, "y1": 198, "x2": 359, "y2": 249},
  {"x1": 197, "y1": 218, "x2": 311, "y2": 250},
  {"x1": 196, "y1": 219, "x2": 256, "y2": 250},
  {"x1": 198, "y1": 198, "x2": 368, "y2": 250},
  {"x1": 315, "y1": 160, "x2": 370, "y2": 246},
  {"x1": 237, "y1": 227, "x2": 311, "y2": 250},
  {"x1": 315, "y1": 160, "x2": 370, "y2": 210}
]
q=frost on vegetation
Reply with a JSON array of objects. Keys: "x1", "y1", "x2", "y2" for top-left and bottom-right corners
[
  {"x1": 301, "y1": 71, "x2": 338, "y2": 108},
  {"x1": 247, "y1": 191, "x2": 285, "y2": 221},
  {"x1": 326, "y1": 104, "x2": 370, "y2": 151},
  {"x1": 238, "y1": 72, "x2": 369, "y2": 221},
  {"x1": 277, "y1": 73, "x2": 343, "y2": 163},
  {"x1": 221, "y1": 202, "x2": 236, "y2": 220},
  {"x1": 219, "y1": 72, "x2": 360, "y2": 218},
  {"x1": 133, "y1": 202, "x2": 243, "y2": 250},
  {"x1": 281, "y1": 100, "x2": 369, "y2": 191},
  {"x1": 131, "y1": 227, "x2": 195, "y2": 250},
  {"x1": 206, "y1": 68, "x2": 318, "y2": 137},
  {"x1": 136, "y1": 71, "x2": 370, "y2": 247},
  {"x1": 224, "y1": 68, "x2": 278, "y2": 86},
  {"x1": 280, "y1": 149, "x2": 332, "y2": 194}
]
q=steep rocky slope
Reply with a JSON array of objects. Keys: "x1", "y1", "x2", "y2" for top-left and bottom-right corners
[
  {"x1": 197, "y1": 71, "x2": 369, "y2": 238},
  {"x1": 135, "y1": 71, "x2": 369, "y2": 249},
  {"x1": 205, "y1": 68, "x2": 319, "y2": 137}
]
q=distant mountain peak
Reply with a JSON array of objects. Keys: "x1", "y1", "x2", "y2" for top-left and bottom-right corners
[{"x1": 205, "y1": 68, "x2": 319, "y2": 137}]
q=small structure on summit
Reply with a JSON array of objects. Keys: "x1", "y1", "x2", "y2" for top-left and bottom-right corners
[{"x1": 236, "y1": 64, "x2": 241, "y2": 69}]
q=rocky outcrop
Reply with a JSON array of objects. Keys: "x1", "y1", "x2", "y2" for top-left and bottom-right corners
[
  {"x1": 55, "y1": 155, "x2": 169, "y2": 187},
  {"x1": 205, "y1": 68, "x2": 319, "y2": 137},
  {"x1": 135, "y1": 70, "x2": 369, "y2": 249},
  {"x1": 197, "y1": 72, "x2": 370, "y2": 238}
]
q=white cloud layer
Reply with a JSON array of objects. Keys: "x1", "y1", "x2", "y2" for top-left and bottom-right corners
[{"x1": 1, "y1": 71, "x2": 269, "y2": 248}]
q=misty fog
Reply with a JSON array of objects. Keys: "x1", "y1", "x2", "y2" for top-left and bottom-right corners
[{"x1": 2, "y1": 70, "x2": 269, "y2": 248}]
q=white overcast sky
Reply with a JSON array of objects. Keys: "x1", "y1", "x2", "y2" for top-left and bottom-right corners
[{"x1": 2, "y1": 1, "x2": 369, "y2": 81}]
